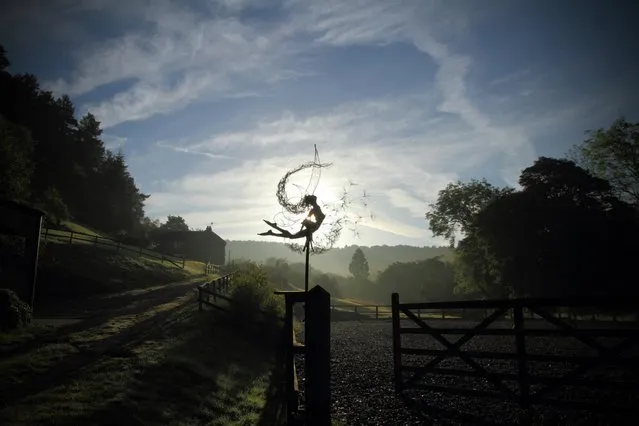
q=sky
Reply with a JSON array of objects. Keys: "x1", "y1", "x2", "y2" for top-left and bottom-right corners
[{"x1": 2, "y1": 0, "x2": 638, "y2": 248}]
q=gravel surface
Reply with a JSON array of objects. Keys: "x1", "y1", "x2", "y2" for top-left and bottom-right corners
[{"x1": 297, "y1": 320, "x2": 639, "y2": 425}]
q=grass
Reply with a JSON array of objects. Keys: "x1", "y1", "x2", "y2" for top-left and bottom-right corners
[
  {"x1": 36, "y1": 240, "x2": 211, "y2": 303},
  {"x1": 0, "y1": 305, "x2": 286, "y2": 426},
  {"x1": 60, "y1": 221, "x2": 111, "y2": 238}
]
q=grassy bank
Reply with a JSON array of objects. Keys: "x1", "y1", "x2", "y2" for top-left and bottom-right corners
[
  {"x1": 0, "y1": 304, "x2": 286, "y2": 425},
  {"x1": 36, "y1": 240, "x2": 208, "y2": 302}
]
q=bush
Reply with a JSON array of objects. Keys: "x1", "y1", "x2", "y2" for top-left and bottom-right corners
[
  {"x1": 0, "y1": 288, "x2": 32, "y2": 331},
  {"x1": 227, "y1": 261, "x2": 284, "y2": 338}
]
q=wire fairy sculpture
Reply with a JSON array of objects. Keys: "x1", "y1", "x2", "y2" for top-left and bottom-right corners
[{"x1": 258, "y1": 145, "x2": 371, "y2": 255}]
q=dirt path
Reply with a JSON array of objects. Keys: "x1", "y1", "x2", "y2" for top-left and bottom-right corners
[{"x1": 0, "y1": 278, "x2": 206, "y2": 407}]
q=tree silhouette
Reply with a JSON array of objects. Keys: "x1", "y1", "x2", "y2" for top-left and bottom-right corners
[
  {"x1": 160, "y1": 215, "x2": 190, "y2": 232},
  {"x1": 349, "y1": 247, "x2": 370, "y2": 281}
]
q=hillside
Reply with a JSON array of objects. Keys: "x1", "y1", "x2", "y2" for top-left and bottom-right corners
[{"x1": 226, "y1": 240, "x2": 453, "y2": 276}]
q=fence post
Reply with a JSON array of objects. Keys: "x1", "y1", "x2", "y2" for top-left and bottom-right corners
[
  {"x1": 305, "y1": 286, "x2": 331, "y2": 426},
  {"x1": 94, "y1": 235, "x2": 98, "y2": 245},
  {"x1": 69, "y1": 231, "x2": 73, "y2": 244},
  {"x1": 376, "y1": 305, "x2": 379, "y2": 320},
  {"x1": 44, "y1": 227, "x2": 49, "y2": 240},
  {"x1": 391, "y1": 293, "x2": 402, "y2": 393},
  {"x1": 417, "y1": 308, "x2": 421, "y2": 319},
  {"x1": 181, "y1": 257, "x2": 185, "y2": 269},
  {"x1": 513, "y1": 304, "x2": 529, "y2": 408}
]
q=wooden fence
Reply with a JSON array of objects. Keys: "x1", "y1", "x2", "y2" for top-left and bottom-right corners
[
  {"x1": 391, "y1": 293, "x2": 639, "y2": 413},
  {"x1": 275, "y1": 287, "x2": 331, "y2": 426},
  {"x1": 331, "y1": 302, "x2": 637, "y2": 322},
  {"x1": 197, "y1": 273, "x2": 234, "y2": 311},
  {"x1": 41, "y1": 228, "x2": 185, "y2": 268}
]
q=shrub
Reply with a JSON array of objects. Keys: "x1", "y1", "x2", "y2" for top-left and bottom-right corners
[
  {"x1": 227, "y1": 261, "x2": 284, "y2": 338},
  {"x1": 0, "y1": 288, "x2": 32, "y2": 331}
]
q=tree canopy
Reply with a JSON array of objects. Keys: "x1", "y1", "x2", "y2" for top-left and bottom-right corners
[
  {"x1": 0, "y1": 45, "x2": 149, "y2": 235},
  {"x1": 428, "y1": 152, "x2": 639, "y2": 300},
  {"x1": 425, "y1": 179, "x2": 512, "y2": 247},
  {"x1": 160, "y1": 215, "x2": 190, "y2": 232},
  {"x1": 569, "y1": 118, "x2": 639, "y2": 206}
]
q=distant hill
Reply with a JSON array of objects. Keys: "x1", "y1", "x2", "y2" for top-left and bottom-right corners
[{"x1": 226, "y1": 240, "x2": 453, "y2": 277}]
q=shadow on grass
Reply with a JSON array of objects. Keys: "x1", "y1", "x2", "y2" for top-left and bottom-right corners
[
  {"x1": 1, "y1": 279, "x2": 204, "y2": 358},
  {"x1": 0, "y1": 300, "x2": 193, "y2": 406},
  {"x1": 47, "y1": 311, "x2": 288, "y2": 426}
]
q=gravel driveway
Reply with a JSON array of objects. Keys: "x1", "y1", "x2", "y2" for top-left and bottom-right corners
[{"x1": 306, "y1": 320, "x2": 639, "y2": 426}]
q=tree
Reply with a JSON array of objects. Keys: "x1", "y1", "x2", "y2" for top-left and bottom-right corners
[
  {"x1": 569, "y1": 118, "x2": 639, "y2": 206},
  {"x1": 376, "y1": 257, "x2": 455, "y2": 302},
  {"x1": 160, "y1": 215, "x2": 190, "y2": 232},
  {"x1": 473, "y1": 157, "x2": 639, "y2": 298},
  {"x1": 425, "y1": 179, "x2": 512, "y2": 246},
  {"x1": 0, "y1": 46, "x2": 149, "y2": 236},
  {"x1": 0, "y1": 118, "x2": 33, "y2": 202},
  {"x1": 349, "y1": 247, "x2": 369, "y2": 281}
]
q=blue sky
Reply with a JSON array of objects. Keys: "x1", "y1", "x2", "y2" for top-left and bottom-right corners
[{"x1": 2, "y1": 0, "x2": 638, "y2": 247}]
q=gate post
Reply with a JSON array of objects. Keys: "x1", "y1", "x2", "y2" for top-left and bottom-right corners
[
  {"x1": 391, "y1": 293, "x2": 402, "y2": 393},
  {"x1": 305, "y1": 286, "x2": 331, "y2": 425}
]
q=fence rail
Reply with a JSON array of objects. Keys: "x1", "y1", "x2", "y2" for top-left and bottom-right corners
[
  {"x1": 41, "y1": 227, "x2": 186, "y2": 268},
  {"x1": 197, "y1": 273, "x2": 233, "y2": 311},
  {"x1": 331, "y1": 301, "x2": 638, "y2": 322},
  {"x1": 391, "y1": 293, "x2": 639, "y2": 413}
]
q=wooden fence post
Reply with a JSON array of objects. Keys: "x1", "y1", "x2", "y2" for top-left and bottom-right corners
[
  {"x1": 181, "y1": 257, "x2": 185, "y2": 269},
  {"x1": 513, "y1": 304, "x2": 529, "y2": 407},
  {"x1": 391, "y1": 293, "x2": 402, "y2": 393},
  {"x1": 44, "y1": 228, "x2": 49, "y2": 240},
  {"x1": 94, "y1": 235, "x2": 98, "y2": 245},
  {"x1": 305, "y1": 286, "x2": 331, "y2": 426},
  {"x1": 376, "y1": 305, "x2": 379, "y2": 320},
  {"x1": 69, "y1": 231, "x2": 73, "y2": 244}
]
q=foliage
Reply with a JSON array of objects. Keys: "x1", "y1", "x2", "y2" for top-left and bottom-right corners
[
  {"x1": 159, "y1": 215, "x2": 190, "y2": 232},
  {"x1": 376, "y1": 257, "x2": 456, "y2": 302},
  {"x1": 0, "y1": 288, "x2": 32, "y2": 331},
  {"x1": 443, "y1": 155, "x2": 639, "y2": 299},
  {"x1": 0, "y1": 118, "x2": 33, "y2": 202},
  {"x1": 425, "y1": 179, "x2": 513, "y2": 247},
  {"x1": 348, "y1": 247, "x2": 370, "y2": 281},
  {"x1": 569, "y1": 118, "x2": 639, "y2": 206},
  {"x1": 0, "y1": 45, "x2": 148, "y2": 236},
  {"x1": 228, "y1": 261, "x2": 284, "y2": 336}
]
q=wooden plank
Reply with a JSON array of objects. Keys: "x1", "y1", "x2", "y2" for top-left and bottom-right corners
[
  {"x1": 391, "y1": 293, "x2": 402, "y2": 393},
  {"x1": 532, "y1": 335, "x2": 639, "y2": 400},
  {"x1": 398, "y1": 348, "x2": 636, "y2": 365},
  {"x1": 399, "y1": 297, "x2": 638, "y2": 310},
  {"x1": 398, "y1": 327, "x2": 639, "y2": 337},
  {"x1": 403, "y1": 307, "x2": 507, "y2": 388},
  {"x1": 199, "y1": 298, "x2": 228, "y2": 311},
  {"x1": 513, "y1": 305, "x2": 530, "y2": 407},
  {"x1": 400, "y1": 307, "x2": 515, "y2": 398}
]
